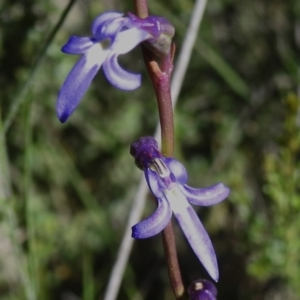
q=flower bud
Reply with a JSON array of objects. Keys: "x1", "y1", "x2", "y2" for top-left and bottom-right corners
[
  {"x1": 188, "y1": 279, "x2": 217, "y2": 300},
  {"x1": 128, "y1": 13, "x2": 175, "y2": 57},
  {"x1": 130, "y1": 136, "x2": 162, "y2": 169}
]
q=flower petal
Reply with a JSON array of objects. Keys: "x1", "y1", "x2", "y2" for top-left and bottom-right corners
[
  {"x1": 131, "y1": 198, "x2": 172, "y2": 239},
  {"x1": 91, "y1": 11, "x2": 123, "y2": 38},
  {"x1": 99, "y1": 17, "x2": 131, "y2": 42},
  {"x1": 181, "y1": 183, "x2": 230, "y2": 206},
  {"x1": 110, "y1": 27, "x2": 152, "y2": 54},
  {"x1": 145, "y1": 169, "x2": 164, "y2": 198},
  {"x1": 62, "y1": 36, "x2": 95, "y2": 54},
  {"x1": 164, "y1": 158, "x2": 188, "y2": 185},
  {"x1": 56, "y1": 44, "x2": 106, "y2": 123},
  {"x1": 165, "y1": 187, "x2": 219, "y2": 281},
  {"x1": 103, "y1": 54, "x2": 141, "y2": 90}
]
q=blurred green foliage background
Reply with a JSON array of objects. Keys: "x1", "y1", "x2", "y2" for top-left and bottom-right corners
[{"x1": 0, "y1": 0, "x2": 300, "y2": 299}]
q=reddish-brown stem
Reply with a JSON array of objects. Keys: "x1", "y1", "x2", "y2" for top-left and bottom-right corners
[
  {"x1": 142, "y1": 48, "x2": 185, "y2": 299},
  {"x1": 134, "y1": 1, "x2": 186, "y2": 298},
  {"x1": 133, "y1": 0, "x2": 148, "y2": 18},
  {"x1": 162, "y1": 223, "x2": 186, "y2": 299},
  {"x1": 141, "y1": 47, "x2": 174, "y2": 155}
]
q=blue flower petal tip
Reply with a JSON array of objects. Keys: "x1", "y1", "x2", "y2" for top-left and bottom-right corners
[{"x1": 57, "y1": 111, "x2": 68, "y2": 124}]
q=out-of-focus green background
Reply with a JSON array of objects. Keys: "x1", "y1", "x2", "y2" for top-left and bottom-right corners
[{"x1": 1, "y1": 0, "x2": 300, "y2": 299}]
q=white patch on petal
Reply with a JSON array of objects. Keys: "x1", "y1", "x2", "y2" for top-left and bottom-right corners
[
  {"x1": 164, "y1": 187, "x2": 190, "y2": 213},
  {"x1": 86, "y1": 43, "x2": 109, "y2": 67},
  {"x1": 110, "y1": 27, "x2": 152, "y2": 54}
]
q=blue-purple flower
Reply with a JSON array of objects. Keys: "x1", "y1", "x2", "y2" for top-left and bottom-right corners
[
  {"x1": 130, "y1": 136, "x2": 230, "y2": 282},
  {"x1": 56, "y1": 11, "x2": 174, "y2": 123},
  {"x1": 188, "y1": 279, "x2": 217, "y2": 300}
]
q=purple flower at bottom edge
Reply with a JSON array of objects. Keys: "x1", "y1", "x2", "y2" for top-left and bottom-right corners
[
  {"x1": 130, "y1": 136, "x2": 230, "y2": 282},
  {"x1": 57, "y1": 11, "x2": 172, "y2": 123},
  {"x1": 188, "y1": 279, "x2": 217, "y2": 300}
]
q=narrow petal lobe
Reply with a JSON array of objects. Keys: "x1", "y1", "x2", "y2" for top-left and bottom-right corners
[
  {"x1": 57, "y1": 44, "x2": 106, "y2": 123},
  {"x1": 132, "y1": 198, "x2": 172, "y2": 239},
  {"x1": 181, "y1": 183, "x2": 230, "y2": 206},
  {"x1": 103, "y1": 54, "x2": 141, "y2": 90},
  {"x1": 62, "y1": 36, "x2": 95, "y2": 54}
]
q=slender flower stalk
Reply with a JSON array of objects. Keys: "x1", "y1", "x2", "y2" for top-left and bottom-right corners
[
  {"x1": 137, "y1": 50, "x2": 183, "y2": 294},
  {"x1": 133, "y1": 1, "x2": 186, "y2": 297},
  {"x1": 133, "y1": 0, "x2": 148, "y2": 18}
]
